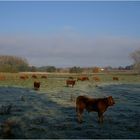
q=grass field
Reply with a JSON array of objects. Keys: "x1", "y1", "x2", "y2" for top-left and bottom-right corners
[{"x1": 0, "y1": 72, "x2": 140, "y2": 138}]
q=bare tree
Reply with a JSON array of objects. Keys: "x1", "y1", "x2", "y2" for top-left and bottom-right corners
[
  {"x1": 0, "y1": 55, "x2": 29, "y2": 72},
  {"x1": 131, "y1": 49, "x2": 140, "y2": 73}
]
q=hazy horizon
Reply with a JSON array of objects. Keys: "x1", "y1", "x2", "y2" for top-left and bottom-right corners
[{"x1": 0, "y1": 1, "x2": 140, "y2": 67}]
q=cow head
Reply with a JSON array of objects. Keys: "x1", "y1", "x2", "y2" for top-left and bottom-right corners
[{"x1": 107, "y1": 96, "x2": 115, "y2": 106}]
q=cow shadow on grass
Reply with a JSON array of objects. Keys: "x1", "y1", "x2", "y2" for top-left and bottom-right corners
[{"x1": 0, "y1": 86, "x2": 140, "y2": 139}]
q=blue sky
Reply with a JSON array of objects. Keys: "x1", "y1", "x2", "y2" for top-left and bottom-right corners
[{"x1": 0, "y1": 1, "x2": 140, "y2": 67}]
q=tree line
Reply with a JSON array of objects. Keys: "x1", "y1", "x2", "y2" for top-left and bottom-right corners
[
  {"x1": 0, "y1": 55, "x2": 29, "y2": 72},
  {"x1": 0, "y1": 48, "x2": 140, "y2": 73}
]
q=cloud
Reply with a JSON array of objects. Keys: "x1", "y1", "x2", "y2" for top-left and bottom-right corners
[{"x1": 0, "y1": 32, "x2": 140, "y2": 67}]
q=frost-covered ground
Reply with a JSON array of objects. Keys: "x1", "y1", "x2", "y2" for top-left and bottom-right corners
[{"x1": 0, "y1": 82, "x2": 140, "y2": 139}]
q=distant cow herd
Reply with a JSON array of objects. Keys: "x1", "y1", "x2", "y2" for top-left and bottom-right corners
[
  {"x1": 0, "y1": 74, "x2": 120, "y2": 90},
  {"x1": 19, "y1": 74, "x2": 47, "y2": 80}
]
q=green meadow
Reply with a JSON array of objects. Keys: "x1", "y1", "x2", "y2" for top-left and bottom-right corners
[{"x1": 0, "y1": 72, "x2": 140, "y2": 90}]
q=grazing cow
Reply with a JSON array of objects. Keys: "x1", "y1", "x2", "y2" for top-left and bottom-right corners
[
  {"x1": 0, "y1": 75, "x2": 6, "y2": 80},
  {"x1": 41, "y1": 75, "x2": 47, "y2": 79},
  {"x1": 66, "y1": 80, "x2": 76, "y2": 87},
  {"x1": 76, "y1": 95, "x2": 115, "y2": 123},
  {"x1": 20, "y1": 76, "x2": 26, "y2": 80},
  {"x1": 77, "y1": 76, "x2": 89, "y2": 81},
  {"x1": 93, "y1": 76, "x2": 100, "y2": 82},
  {"x1": 113, "y1": 77, "x2": 119, "y2": 81},
  {"x1": 34, "y1": 81, "x2": 40, "y2": 90},
  {"x1": 32, "y1": 74, "x2": 37, "y2": 79},
  {"x1": 20, "y1": 75, "x2": 28, "y2": 80}
]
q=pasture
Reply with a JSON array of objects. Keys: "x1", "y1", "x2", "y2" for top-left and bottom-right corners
[{"x1": 0, "y1": 72, "x2": 140, "y2": 138}]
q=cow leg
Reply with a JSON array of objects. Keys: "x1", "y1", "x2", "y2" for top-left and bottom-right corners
[
  {"x1": 77, "y1": 108, "x2": 84, "y2": 123},
  {"x1": 98, "y1": 112, "x2": 104, "y2": 123}
]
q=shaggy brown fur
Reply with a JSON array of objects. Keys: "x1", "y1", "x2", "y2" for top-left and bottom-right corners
[
  {"x1": 41, "y1": 75, "x2": 47, "y2": 79},
  {"x1": 32, "y1": 74, "x2": 37, "y2": 79},
  {"x1": 77, "y1": 77, "x2": 89, "y2": 81},
  {"x1": 34, "y1": 81, "x2": 40, "y2": 90},
  {"x1": 113, "y1": 77, "x2": 119, "y2": 81},
  {"x1": 76, "y1": 95, "x2": 115, "y2": 123}
]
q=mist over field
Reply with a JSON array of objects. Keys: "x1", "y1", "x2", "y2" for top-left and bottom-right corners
[
  {"x1": 0, "y1": 1, "x2": 140, "y2": 67},
  {"x1": 0, "y1": 34, "x2": 139, "y2": 67}
]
